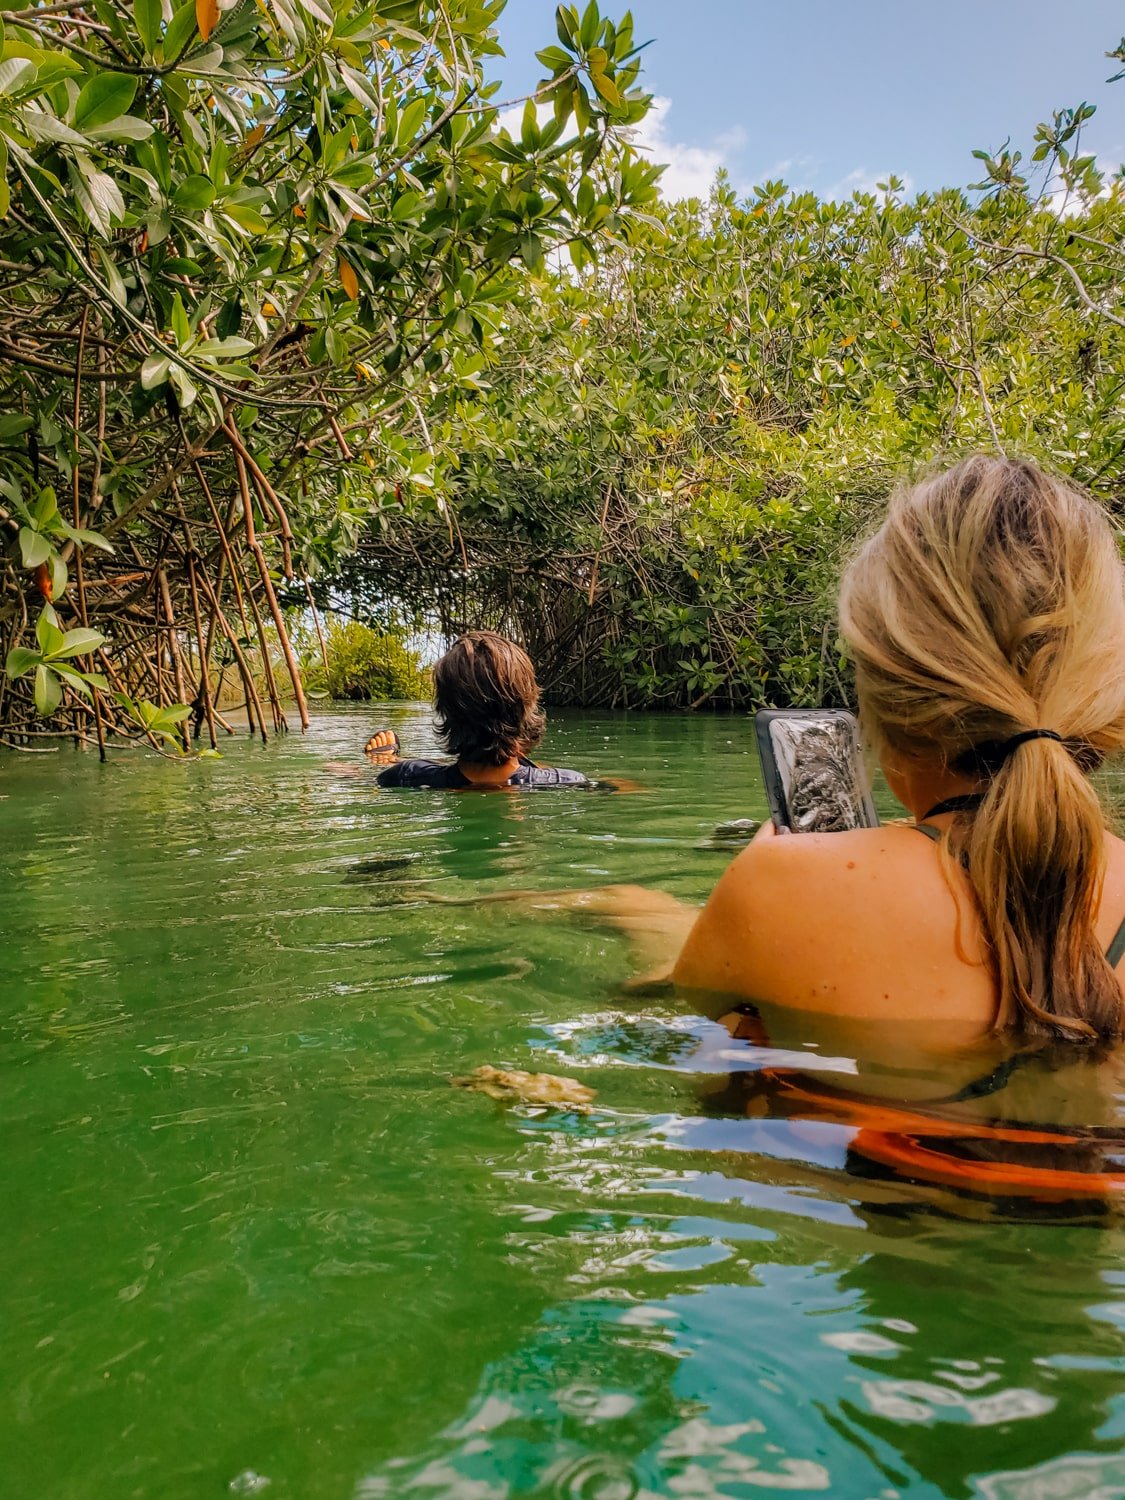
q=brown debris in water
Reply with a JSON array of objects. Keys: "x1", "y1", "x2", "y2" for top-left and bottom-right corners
[{"x1": 452, "y1": 1065, "x2": 595, "y2": 1110}]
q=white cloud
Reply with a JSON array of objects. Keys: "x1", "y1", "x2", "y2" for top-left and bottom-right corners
[
  {"x1": 823, "y1": 167, "x2": 915, "y2": 202},
  {"x1": 1039, "y1": 146, "x2": 1123, "y2": 214},
  {"x1": 496, "y1": 94, "x2": 739, "y2": 204},
  {"x1": 715, "y1": 124, "x2": 749, "y2": 154},
  {"x1": 745, "y1": 155, "x2": 817, "y2": 194},
  {"x1": 630, "y1": 95, "x2": 727, "y2": 201}
]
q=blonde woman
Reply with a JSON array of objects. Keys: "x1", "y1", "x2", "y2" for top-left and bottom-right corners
[
  {"x1": 460, "y1": 458, "x2": 1125, "y2": 1196},
  {"x1": 452, "y1": 458, "x2": 1125, "y2": 1050},
  {"x1": 673, "y1": 456, "x2": 1125, "y2": 1047}
]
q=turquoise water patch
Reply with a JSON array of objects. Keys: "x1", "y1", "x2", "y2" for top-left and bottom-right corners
[{"x1": 2, "y1": 706, "x2": 1124, "y2": 1498}]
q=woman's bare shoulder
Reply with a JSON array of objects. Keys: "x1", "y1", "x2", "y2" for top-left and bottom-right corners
[
  {"x1": 673, "y1": 822, "x2": 970, "y2": 1008},
  {"x1": 724, "y1": 822, "x2": 924, "y2": 889}
]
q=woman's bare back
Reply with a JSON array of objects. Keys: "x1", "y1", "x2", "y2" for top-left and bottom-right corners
[{"x1": 673, "y1": 821, "x2": 1125, "y2": 1044}]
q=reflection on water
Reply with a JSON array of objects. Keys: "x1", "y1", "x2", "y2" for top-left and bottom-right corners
[
  {"x1": 2, "y1": 706, "x2": 1125, "y2": 1499},
  {"x1": 354, "y1": 1212, "x2": 1125, "y2": 1498}
]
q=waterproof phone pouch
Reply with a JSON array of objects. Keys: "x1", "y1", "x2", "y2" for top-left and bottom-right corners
[{"x1": 754, "y1": 709, "x2": 879, "y2": 834}]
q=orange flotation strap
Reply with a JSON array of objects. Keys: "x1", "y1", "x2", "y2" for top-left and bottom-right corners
[
  {"x1": 760, "y1": 1068, "x2": 1125, "y2": 1202},
  {"x1": 721, "y1": 1004, "x2": 1125, "y2": 1202},
  {"x1": 852, "y1": 1128, "x2": 1125, "y2": 1201}
]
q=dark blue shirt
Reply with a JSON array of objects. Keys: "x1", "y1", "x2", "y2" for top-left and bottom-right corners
[{"x1": 377, "y1": 756, "x2": 593, "y2": 790}]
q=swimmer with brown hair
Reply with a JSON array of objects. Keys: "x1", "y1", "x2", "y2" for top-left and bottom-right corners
[{"x1": 367, "y1": 630, "x2": 596, "y2": 789}]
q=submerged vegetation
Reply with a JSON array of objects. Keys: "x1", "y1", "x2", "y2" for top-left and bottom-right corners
[{"x1": 0, "y1": 3, "x2": 1123, "y2": 741}]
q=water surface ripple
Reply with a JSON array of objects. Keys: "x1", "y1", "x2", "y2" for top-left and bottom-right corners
[{"x1": 2, "y1": 706, "x2": 1124, "y2": 1499}]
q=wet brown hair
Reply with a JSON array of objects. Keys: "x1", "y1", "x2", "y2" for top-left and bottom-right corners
[
  {"x1": 434, "y1": 630, "x2": 546, "y2": 766},
  {"x1": 839, "y1": 456, "x2": 1125, "y2": 1041}
]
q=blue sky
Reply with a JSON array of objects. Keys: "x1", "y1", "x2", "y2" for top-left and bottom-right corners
[{"x1": 491, "y1": 1, "x2": 1125, "y2": 199}]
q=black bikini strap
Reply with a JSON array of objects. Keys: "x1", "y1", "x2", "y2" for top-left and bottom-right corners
[
  {"x1": 921, "y1": 793, "x2": 985, "y2": 821},
  {"x1": 944, "y1": 1054, "x2": 1026, "y2": 1103},
  {"x1": 913, "y1": 813, "x2": 1125, "y2": 968}
]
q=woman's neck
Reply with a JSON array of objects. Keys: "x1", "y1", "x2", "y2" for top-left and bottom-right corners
[
  {"x1": 882, "y1": 752, "x2": 982, "y2": 823},
  {"x1": 458, "y1": 756, "x2": 520, "y2": 786}
]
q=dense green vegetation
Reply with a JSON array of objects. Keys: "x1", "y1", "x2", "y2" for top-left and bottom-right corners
[
  {"x1": 1, "y1": 5, "x2": 1123, "y2": 738},
  {"x1": 0, "y1": 0, "x2": 657, "y2": 748},
  {"x1": 300, "y1": 617, "x2": 429, "y2": 702},
  {"x1": 336, "y1": 80, "x2": 1125, "y2": 709}
]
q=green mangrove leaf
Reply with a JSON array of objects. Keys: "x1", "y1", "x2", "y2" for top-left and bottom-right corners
[
  {"x1": 33, "y1": 663, "x2": 61, "y2": 715},
  {"x1": 48, "y1": 628, "x2": 107, "y2": 661},
  {"x1": 63, "y1": 525, "x2": 114, "y2": 553},
  {"x1": 155, "y1": 704, "x2": 192, "y2": 725},
  {"x1": 0, "y1": 58, "x2": 36, "y2": 99},
  {"x1": 35, "y1": 609, "x2": 65, "y2": 657},
  {"x1": 168, "y1": 362, "x2": 198, "y2": 408},
  {"x1": 48, "y1": 553, "x2": 68, "y2": 602},
  {"x1": 134, "y1": 0, "x2": 162, "y2": 52},
  {"x1": 84, "y1": 115, "x2": 155, "y2": 142},
  {"x1": 18, "y1": 527, "x2": 50, "y2": 568},
  {"x1": 140, "y1": 353, "x2": 171, "y2": 389},
  {"x1": 174, "y1": 173, "x2": 216, "y2": 211},
  {"x1": 74, "y1": 72, "x2": 137, "y2": 132},
  {"x1": 95, "y1": 246, "x2": 128, "y2": 308},
  {"x1": 16, "y1": 109, "x2": 89, "y2": 146},
  {"x1": 70, "y1": 156, "x2": 126, "y2": 234},
  {"x1": 161, "y1": 1, "x2": 199, "y2": 62},
  {"x1": 4, "y1": 646, "x2": 40, "y2": 678},
  {"x1": 31, "y1": 486, "x2": 58, "y2": 526},
  {"x1": 0, "y1": 413, "x2": 33, "y2": 439},
  {"x1": 51, "y1": 664, "x2": 93, "y2": 699}
]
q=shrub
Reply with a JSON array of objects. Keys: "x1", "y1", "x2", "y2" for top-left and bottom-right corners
[{"x1": 305, "y1": 621, "x2": 430, "y2": 703}]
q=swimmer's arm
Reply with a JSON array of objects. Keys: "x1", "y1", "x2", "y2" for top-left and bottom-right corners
[
  {"x1": 424, "y1": 882, "x2": 698, "y2": 983},
  {"x1": 481, "y1": 883, "x2": 697, "y2": 982},
  {"x1": 570, "y1": 885, "x2": 699, "y2": 979},
  {"x1": 324, "y1": 760, "x2": 367, "y2": 777}
]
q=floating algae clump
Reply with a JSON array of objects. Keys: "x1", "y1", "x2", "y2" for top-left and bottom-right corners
[{"x1": 452, "y1": 1065, "x2": 595, "y2": 1110}]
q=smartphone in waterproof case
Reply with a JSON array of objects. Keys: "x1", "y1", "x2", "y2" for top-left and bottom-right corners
[{"x1": 754, "y1": 709, "x2": 879, "y2": 834}]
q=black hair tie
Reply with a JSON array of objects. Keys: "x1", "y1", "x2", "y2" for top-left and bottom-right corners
[{"x1": 953, "y1": 729, "x2": 1063, "y2": 776}]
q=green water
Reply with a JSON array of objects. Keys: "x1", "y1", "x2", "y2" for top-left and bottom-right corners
[{"x1": 3, "y1": 707, "x2": 1125, "y2": 1500}]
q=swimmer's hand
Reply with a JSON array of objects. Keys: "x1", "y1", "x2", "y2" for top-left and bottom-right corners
[{"x1": 364, "y1": 728, "x2": 400, "y2": 763}]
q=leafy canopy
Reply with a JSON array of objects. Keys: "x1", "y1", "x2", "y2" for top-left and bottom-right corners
[{"x1": 0, "y1": 0, "x2": 660, "y2": 744}]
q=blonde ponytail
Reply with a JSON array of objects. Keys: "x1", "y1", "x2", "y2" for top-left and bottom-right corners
[
  {"x1": 966, "y1": 737, "x2": 1115, "y2": 1037},
  {"x1": 839, "y1": 456, "x2": 1125, "y2": 1041}
]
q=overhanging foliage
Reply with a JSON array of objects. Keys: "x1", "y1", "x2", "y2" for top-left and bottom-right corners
[
  {"x1": 0, "y1": 0, "x2": 659, "y2": 749},
  {"x1": 333, "y1": 72, "x2": 1125, "y2": 709}
]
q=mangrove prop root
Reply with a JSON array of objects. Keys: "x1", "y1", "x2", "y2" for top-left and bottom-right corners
[{"x1": 1, "y1": 348, "x2": 321, "y2": 743}]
